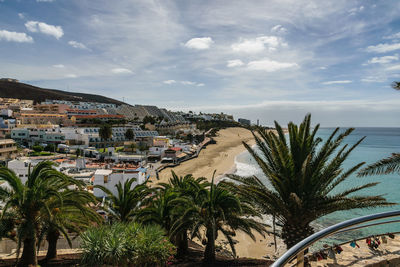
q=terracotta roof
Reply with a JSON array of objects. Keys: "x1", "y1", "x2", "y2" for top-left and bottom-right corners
[
  {"x1": 73, "y1": 114, "x2": 125, "y2": 119},
  {"x1": 169, "y1": 147, "x2": 182, "y2": 151}
]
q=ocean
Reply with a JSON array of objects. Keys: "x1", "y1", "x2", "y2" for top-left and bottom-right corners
[{"x1": 233, "y1": 127, "x2": 400, "y2": 246}]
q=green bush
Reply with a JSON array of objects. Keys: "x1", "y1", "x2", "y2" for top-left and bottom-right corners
[
  {"x1": 80, "y1": 222, "x2": 175, "y2": 266},
  {"x1": 32, "y1": 145, "x2": 43, "y2": 153}
]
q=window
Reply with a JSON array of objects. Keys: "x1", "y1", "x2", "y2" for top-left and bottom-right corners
[{"x1": 104, "y1": 175, "x2": 108, "y2": 183}]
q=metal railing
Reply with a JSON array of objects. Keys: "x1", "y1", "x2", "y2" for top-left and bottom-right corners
[{"x1": 271, "y1": 210, "x2": 400, "y2": 267}]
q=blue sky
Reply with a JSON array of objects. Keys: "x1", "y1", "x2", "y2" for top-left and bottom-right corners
[{"x1": 1, "y1": 0, "x2": 400, "y2": 127}]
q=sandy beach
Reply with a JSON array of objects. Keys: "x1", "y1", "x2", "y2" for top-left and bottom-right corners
[
  {"x1": 156, "y1": 127, "x2": 286, "y2": 259},
  {"x1": 157, "y1": 127, "x2": 256, "y2": 183}
]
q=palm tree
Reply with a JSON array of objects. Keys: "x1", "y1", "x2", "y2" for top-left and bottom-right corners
[
  {"x1": 357, "y1": 81, "x2": 400, "y2": 177},
  {"x1": 95, "y1": 178, "x2": 151, "y2": 222},
  {"x1": 140, "y1": 171, "x2": 208, "y2": 257},
  {"x1": 99, "y1": 124, "x2": 112, "y2": 149},
  {"x1": 38, "y1": 189, "x2": 102, "y2": 260},
  {"x1": 227, "y1": 114, "x2": 392, "y2": 249},
  {"x1": 129, "y1": 142, "x2": 137, "y2": 153},
  {"x1": 391, "y1": 81, "x2": 400, "y2": 90},
  {"x1": 358, "y1": 153, "x2": 400, "y2": 177},
  {"x1": 0, "y1": 161, "x2": 75, "y2": 266},
  {"x1": 125, "y1": 128, "x2": 134, "y2": 141},
  {"x1": 172, "y1": 173, "x2": 267, "y2": 262}
]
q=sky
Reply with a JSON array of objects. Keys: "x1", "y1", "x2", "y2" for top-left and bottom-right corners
[{"x1": 1, "y1": 0, "x2": 400, "y2": 127}]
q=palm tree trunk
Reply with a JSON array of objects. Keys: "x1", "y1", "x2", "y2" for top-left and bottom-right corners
[
  {"x1": 281, "y1": 223, "x2": 314, "y2": 249},
  {"x1": 204, "y1": 228, "x2": 216, "y2": 262},
  {"x1": 176, "y1": 231, "x2": 188, "y2": 258},
  {"x1": 20, "y1": 237, "x2": 37, "y2": 266},
  {"x1": 46, "y1": 230, "x2": 60, "y2": 260}
]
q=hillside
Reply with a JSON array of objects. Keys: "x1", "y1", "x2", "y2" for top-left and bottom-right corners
[{"x1": 0, "y1": 80, "x2": 126, "y2": 105}]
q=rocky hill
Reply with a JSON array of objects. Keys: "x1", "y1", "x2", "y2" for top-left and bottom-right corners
[{"x1": 0, "y1": 79, "x2": 125, "y2": 105}]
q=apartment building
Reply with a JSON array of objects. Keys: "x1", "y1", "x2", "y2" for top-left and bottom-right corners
[
  {"x1": 0, "y1": 139, "x2": 18, "y2": 161},
  {"x1": 11, "y1": 127, "x2": 65, "y2": 146}
]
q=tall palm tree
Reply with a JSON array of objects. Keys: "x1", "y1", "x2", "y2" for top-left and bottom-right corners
[
  {"x1": 99, "y1": 124, "x2": 112, "y2": 149},
  {"x1": 227, "y1": 114, "x2": 392, "y2": 249},
  {"x1": 95, "y1": 178, "x2": 151, "y2": 222},
  {"x1": 142, "y1": 171, "x2": 208, "y2": 257},
  {"x1": 38, "y1": 189, "x2": 102, "y2": 260},
  {"x1": 172, "y1": 173, "x2": 267, "y2": 262},
  {"x1": 0, "y1": 161, "x2": 74, "y2": 266}
]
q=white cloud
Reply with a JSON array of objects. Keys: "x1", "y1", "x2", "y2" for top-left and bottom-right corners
[
  {"x1": 36, "y1": 0, "x2": 55, "y2": 2},
  {"x1": 197, "y1": 83, "x2": 205, "y2": 87},
  {"x1": 68, "y1": 40, "x2": 89, "y2": 50},
  {"x1": 247, "y1": 59, "x2": 298, "y2": 72},
  {"x1": 0, "y1": 30, "x2": 33, "y2": 43},
  {"x1": 386, "y1": 64, "x2": 400, "y2": 71},
  {"x1": 367, "y1": 55, "x2": 399, "y2": 64},
  {"x1": 111, "y1": 68, "x2": 133, "y2": 74},
  {"x1": 366, "y1": 43, "x2": 400, "y2": 53},
  {"x1": 226, "y1": 59, "x2": 244, "y2": 68},
  {"x1": 52, "y1": 64, "x2": 65, "y2": 68},
  {"x1": 271, "y1": 25, "x2": 287, "y2": 34},
  {"x1": 25, "y1": 21, "x2": 63, "y2": 39},
  {"x1": 163, "y1": 80, "x2": 176, "y2": 84},
  {"x1": 18, "y1": 13, "x2": 25, "y2": 19},
  {"x1": 181, "y1": 81, "x2": 196, "y2": 85},
  {"x1": 319, "y1": 66, "x2": 327, "y2": 70},
  {"x1": 384, "y1": 32, "x2": 400, "y2": 39},
  {"x1": 361, "y1": 76, "x2": 386, "y2": 83},
  {"x1": 231, "y1": 36, "x2": 286, "y2": 53},
  {"x1": 184, "y1": 37, "x2": 214, "y2": 50},
  {"x1": 65, "y1": 74, "x2": 77, "y2": 78},
  {"x1": 322, "y1": 80, "x2": 352, "y2": 85}
]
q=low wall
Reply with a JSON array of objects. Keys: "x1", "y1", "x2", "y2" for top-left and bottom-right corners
[{"x1": 0, "y1": 236, "x2": 81, "y2": 255}]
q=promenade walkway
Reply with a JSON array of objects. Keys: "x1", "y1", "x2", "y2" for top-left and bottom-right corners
[{"x1": 306, "y1": 234, "x2": 400, "y2": 266}]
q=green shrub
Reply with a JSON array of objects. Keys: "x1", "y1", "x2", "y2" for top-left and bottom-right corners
[
  {"x1": 80, "y1": 222, "x2": 175, "y2": 266},
  {"x1": 32, "y1": 145, "x2": 43, "y2": 153}
]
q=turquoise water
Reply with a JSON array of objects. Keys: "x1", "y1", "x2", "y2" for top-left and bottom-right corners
[{"x1": 233, "y1": 127, "x2": 400, "y2": 244}]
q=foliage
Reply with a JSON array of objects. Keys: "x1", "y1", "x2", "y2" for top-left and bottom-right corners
[
  {"x1": 125, "y1": 128, "x2": 134, "y2": 141},
  {"x1": 227, "y1": 114, "x2": 393, "y2": 249},
  {"x1": 0, "y1": 161, "x2": 80, "y2": 266},
  {"x1": 143, "y1": 115, "x2": 156, "y2": 125},
  {"x1": 95, "y1": 178, "x2": 151, "y2": 222},
  {"x1": 38, "y1": 188, "x2": 102, "y2": 260},
  {"x1": 99, "y1": 124, "x2": 112, "y2": 141},
  {"x1": 32, "y1": 145, "x2": 43, "y2": 153},
  {"x1": 358, "y1": 153, "x2": 400, "y2": 177},
  {"x1": 80, "y1": 222, "x2": 175, "y2": 267},
  {"x1": 391, "y1": 81, "x2": 400, "y2": 90},
  {"x1": 171, "y1": 172, "x2": 267, "y2": 262},
  {"x1": 193, "y1": 119, "x2": 241, "y2": 131},
  {"x1": 43, "y1": 143, "x2": 55, "y2": 152},
  {"x1": 358, "y1": 81, "x2": 399, "y2": 177}
]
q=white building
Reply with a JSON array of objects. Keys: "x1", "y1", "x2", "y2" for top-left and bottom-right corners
[{"x1": 92, "y1": 168, "x2": 147, "y2": 198}]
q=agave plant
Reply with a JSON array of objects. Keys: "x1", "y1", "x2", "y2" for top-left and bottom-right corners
[
  {"x1": 227, "y1": 114, "x2": 393, "y2": 248},
  {"x1": 80, "y1": 222, "x2": 175, "y2": 266}
]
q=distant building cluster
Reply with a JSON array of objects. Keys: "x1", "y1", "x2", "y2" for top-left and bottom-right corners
[
  {"x1": 0, "y1": 95, "x2": 236, "y2": 164},
  {"x1": 0, "y1": 92, "x2": 238, "y2": 209}
]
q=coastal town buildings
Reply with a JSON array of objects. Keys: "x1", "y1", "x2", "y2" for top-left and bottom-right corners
[
  {"x1": 0, "y1": 139, "x2": 17, "y2": 161},
  {"x1": 238, "y1": 118, "x2": 251, "y2": 126},
  {"x1": 93, "y1": 167, "x2": 147, "y2": 198}
]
